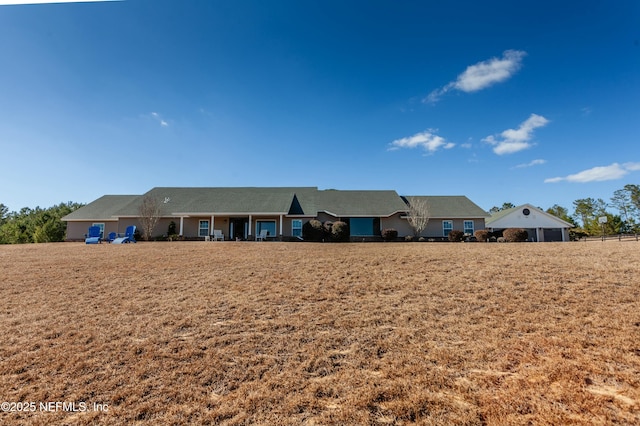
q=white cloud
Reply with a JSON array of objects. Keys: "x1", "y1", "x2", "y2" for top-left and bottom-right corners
[
  {"x1": 544, "y1": 162, "x2": 640, "y2": 183},
  {"x1": 0, "y1": 0, "x2": 120, "y2": 4},
  {"x1": 425, "y1": 50, "x2": 526, "y2": 103},
  {"x1": 483, "y1": 113, "x2": 549, "y2": 155},
  {"x1": 150, "y1": 112, "x2": 169, "y2": 127},
  {"x1": 514, "y1": 159, "x2": 546, "y2": 169},
  {"x1": 623, "y1": 162, "x2": 640, "y2": 171},
  {"x1": 389, "y1": 130, "x2": 455, "y2": 153}
]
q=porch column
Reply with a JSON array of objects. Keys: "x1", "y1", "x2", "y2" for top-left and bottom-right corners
[
  {"x1": 179, "y1": 216, "x2": 184, "y2": 236},
  {"x1": 211, "y1": 215, "x2": 215, "y2": 233},
  {"x1": 279, "y1": 215, "x2": 283, "y2": 238},
  {"x1": 535, "y1": 227, "x2": 540, "y2": 242},
  {"x1": 248, "y1": 215, "x2": 252, "y2": 238}
]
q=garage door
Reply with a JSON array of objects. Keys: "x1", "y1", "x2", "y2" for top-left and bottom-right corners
[{"x1": 543, "y1": 228, "x2": 563, "y2": 242}]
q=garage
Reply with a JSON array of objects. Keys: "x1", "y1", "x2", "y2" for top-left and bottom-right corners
[{"x1": 486, "y1": 204, "x2": 573, "y2": 242}]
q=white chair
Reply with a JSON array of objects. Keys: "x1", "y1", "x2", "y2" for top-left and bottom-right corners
[
  {"x1": 212, "y1": 229, "x2": 224, "y2": 241},
  {"x1": 256, "y1": 229, "x2": 268, "y2": 242}
]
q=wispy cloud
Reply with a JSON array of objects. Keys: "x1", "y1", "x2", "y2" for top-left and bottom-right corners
[
  {"x1": 389, "y1": 130, "x2": 455, "y2": 154},
  {"x1": 545, "y1": 162, "x2": 640, "y2": 183},
  {"x1": 0, "y1": 0, "x2": 121, "y2": 5},
  {"x1": 514, "y1": 159, "x2": 547, "y2": 169},
  {"x1": 151, "y1": 112, "x2": 169, "y2": 127},
  {"x1": 483, "y1": 113, "x2": 549, "y2": 155},
  {"x1": 425, "y1": 50, "x2": 526, "y2": 103},
  {"x1": 581, "y1": 106, "x2": 593, "y2": 116}
]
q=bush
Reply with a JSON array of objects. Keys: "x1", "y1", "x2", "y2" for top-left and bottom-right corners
[
  {"x1": 474, "y1": 229, "x2": 490, "y2": 242},
  {"x1": 405, "y1": 235, "x2": 414, "y2": 242},
  {"x1": 448, "y1": 230, "x2": 464, "y2": 242},
  {"x1": 323, "y1": 221, "x2": 334, "y2": 236},
  {"x1": 303, "y1": 219, "x2": 324, "y2": 241},
  {"x1": 330, "y1": 221, "x2": 350, "y2": 242},
  {"x1": 418, "y1": 236, "x2": 425, "y2": 242},
  {"x1": 503, "y1": 228, "x2": 529, "y2": 242},
  {"x1": 381, "y1": 228, "x2": 398, "y2": 241}
]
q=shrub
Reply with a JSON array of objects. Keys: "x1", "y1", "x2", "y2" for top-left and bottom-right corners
[
  {"x1": 381, "y1": 228, "x2": 398, "y2": 241},
  {"x1": 302, "y1": 219, "x2": 324, "y2": 241},
  {"x1": 418, "y1": 236, "x2": 425, "y2": 242},
  {"x1": 448, "y1": 230, "x2": 464, "y2": 242},
  {"x1": 474, "y1": 229, "x2": 490, "y2": 242},
  {"x1": 323, "y1": 221, "x2": 333, "y2": 236},
  {"x1": 404, "y1": 235, "x2": 414, "y2": 242},
  {"x1": 330, "y1": 221, "x2": 350, "y2": 242},
  {"x1": 503, "y1": 228, "x2": 528, "y2": 242}
]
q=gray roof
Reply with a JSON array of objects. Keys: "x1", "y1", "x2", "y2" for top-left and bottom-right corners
[
  {"x1": 403, "y1": 196, "x2": 489, "y2": 218},
  {"x1": 62, "y1": 188, "x2": 488, "y2": 221},
  {"x1": 114, "y1": 187, "x2": 320, "y2": 216},
  {"x1": 62, "y1": 195, "x2": 139, "y2": 221},
  {"x1": 317, "y1": 190, "x2": 408, "y2": 217}
]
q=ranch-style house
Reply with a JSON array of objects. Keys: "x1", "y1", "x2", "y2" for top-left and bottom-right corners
[{"x1": 62, "y1": 187, "x2": 490, "y2": 241}]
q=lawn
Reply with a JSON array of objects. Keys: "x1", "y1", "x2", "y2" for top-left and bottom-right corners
[{"x1": 0, "y1": 241, "x2": 639, "y2": 425}]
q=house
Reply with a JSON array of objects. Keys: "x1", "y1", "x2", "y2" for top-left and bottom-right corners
[
  {"x1": 62, "y1": 187, "x2": 489, "y2": 241},
  {"x1": 400, "y1": 196, "x2": 491, "y2": 238},
  {"x1": 485, "y1": 203, "x2": 573, "y2": 242}
]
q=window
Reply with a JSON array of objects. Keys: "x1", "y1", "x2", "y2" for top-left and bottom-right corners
[
  {"x1": 350, "y1": 218, "x2": 375, "y2": 236},
  {"x1": 442, "y1": 220, "x2": 453, "y2": 237},
  {"x1": 256, "y1": 220, "x2": 276, "y2": 237},
  {"x1": 198, "y1": 220, "x2": 209, "y2": 237},
  {"x1": 464, "y1": 220, "x2": 474, "y2": 235},
  {"x1": 292, "y1": 219, "x2": 302, "y2": 237},
  {"x1": 92, "y1": 223, "x2": 105, "y2": 239}
]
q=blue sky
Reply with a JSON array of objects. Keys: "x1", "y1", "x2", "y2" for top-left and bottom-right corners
[{"x1": 1, "y1": 0, "x2": 638, "y2": 213}]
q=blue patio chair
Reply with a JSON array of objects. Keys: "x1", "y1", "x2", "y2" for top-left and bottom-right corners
[
  {"x1": 107, "y1": 232, "x2": 117, "y2": 243},
  {"x1": 112, "y1": 225, "x2": 137, "y2": 244},
  {"x1": 85, "y1": 226, "x2": 102, "y2": 244},
  {"x1": 124, "y1": 225, "x2": 136, "y2": 243}
]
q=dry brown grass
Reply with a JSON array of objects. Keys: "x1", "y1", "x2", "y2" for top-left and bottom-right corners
[{"x1": 1, "y1": 241, "x2": 639, "y2": 425}]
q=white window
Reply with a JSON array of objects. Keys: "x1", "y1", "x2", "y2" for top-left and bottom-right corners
[
  {"x1": 92, "y1": 223, "x2": 105, "y2": 239},
  {"x1": 464, "y1": 220, "x2": 474, "y2": 235},
  {"x1": 442, "y1": 220, "x2": 453, "y2": 237},
  {"x1": 198, "y1": 220, "x2": 209, "y2": 237},
  {"x1": 256, "y1": 220, "x2": 276, "y2": 237},
  {"x1": 292, "y1": 219, "x2": 302, "y2": 237}
]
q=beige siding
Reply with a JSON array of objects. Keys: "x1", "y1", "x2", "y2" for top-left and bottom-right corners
[
  {"x1": 381, "y1": 215, "x2": 413, "y2": 236},
  {"x1": 421, "y1": 218, "x2": 485, "y2": 238},
  {"x1": 65, "y1": 221, "x2": 120, "y2": 241}
]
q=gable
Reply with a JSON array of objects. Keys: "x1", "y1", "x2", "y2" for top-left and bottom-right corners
[{"x1": 486, "y1": 204, "x2": 574, "y2": 229}]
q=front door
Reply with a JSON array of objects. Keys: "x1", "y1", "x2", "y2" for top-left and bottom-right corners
[{"x1": 229, "y1": 218, "x2": 248, "y2": 240}]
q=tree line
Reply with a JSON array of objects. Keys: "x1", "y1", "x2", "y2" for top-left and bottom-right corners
[
  {"x1": 0, "y1": 202, "x2": 84, "y2": 244},
  {"x1": 490, "y1": 184, "x2": 640, "y2": 236}
]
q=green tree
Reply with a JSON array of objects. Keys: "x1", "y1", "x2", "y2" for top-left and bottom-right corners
[
  {"x1": 611, "y1": 185, "x2": 640, "y2": 232},
  {"x1": 546, "y1": 204, "x2": 578, "y2": 227},
  {"x1": 0, "y1": 202, "x2": 83, "y2": 244},
  {"x1": 0, "y1": 203, "x2": 8, "y2": 226},
  {"x1": 489, "y1": 202, "x2": 516, "y2": 214}
]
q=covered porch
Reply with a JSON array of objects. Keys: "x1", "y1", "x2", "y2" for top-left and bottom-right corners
[{"x1": 175, "y1": 213, "x2": 294, "y2": 240}]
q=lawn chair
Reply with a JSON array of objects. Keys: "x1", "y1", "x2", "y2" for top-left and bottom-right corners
[
  {"x1": 212, "y1": 229, "x2": 224, "y2": 241},
  {"x1": 107, "y1": 232, "x2": 117, "y2": 243},
  {"x1": 85, "y1": 226, "x2": 102, "y2": 244},
  {"x1": 256, "y1": 229, "x2": 268, "y2": 242},
  {"x1": 112, "y1": 225, "x2": 137, "y2": 244}
]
